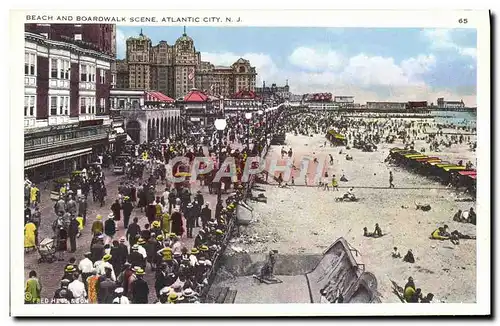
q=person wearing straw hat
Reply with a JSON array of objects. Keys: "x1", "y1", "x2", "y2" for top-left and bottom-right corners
[
  {"x1": 128, "y1": 245, "x2": 145, "y2": 270},
  {"x1": 101, "y1": 253, "x2": 117, "y2": 281},
  {"x1": 112, "y1": 287, "x2": 130, "y2": 304},
  {"x1": 185, "y1": 202, "x2": 196, "y2": 238},
  {"x1": 215, "y1": 229, "x2": 225, "y2": 244},
  {"x1": 167, "y1": 292, "x2": 178, "y2": 304},
  {"x1": 91, "y1": 215, "x2": 103, "y2": 238},
  {"x1": 126, "y1": 266, "x2": 139, "y2": 299},
  {"x1": 62, "y1": 264, "x2": 77, "y2": 281},
  {"x1": 157, "y1": 286, "x2": 171, "y2": 304},
  {"x1": 189, "y1": 248, "x2": 199, "y2": 267},
  {"x1": 116, "y1": 237, "x2": 129, "y2": 265},
  {"x1": 104, "y1": 214, "x2": 117, "y2": 245},
  {"x1": 131, "y1": 268, "x2": 149, "y2": 304},
  {"x1": 150, "y1": 220, "x2": 162, "y2": 238},
  {"x1": 194, "y1": 191, "x2": 204, "y2": 227},
  {"x1": 161, "y1": 212, "x2": 171, "y2": 235},
  {"x1": 198, "y1": 245, "x2": 209, "y2": 257},
  {"x1": 122, "y1": 196, "x2": 134, "y2": 229},
  {"x1": 182, "y1": 288, "x2": 199, "y2": 303},
  {"x1": 53, "y1": 279, "x2": 73, "y2": 304},
  {"x1": 136, "y1": 238, "x2": 148, "y2": 259}
]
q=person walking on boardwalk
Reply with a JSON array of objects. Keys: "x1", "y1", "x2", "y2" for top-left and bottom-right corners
[
  {"x1": 131, "y1": 268, "x2": 149, "y2": 304},
  {"x1": 389, "y1": 171, "x2": 395, "y2": 188},
  {"x1": 122, "y1": 196, "x2": 134, "y2": 229},
  {"x1": 25, "y1": 270, "x2": 41, "y2": 304}
]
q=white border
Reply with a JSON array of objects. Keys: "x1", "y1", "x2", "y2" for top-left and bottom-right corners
[{"x1": 9, "y1": 9, "x2": 490, "y2": 317}]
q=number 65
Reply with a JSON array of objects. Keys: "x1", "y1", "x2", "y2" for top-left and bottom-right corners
[{"x1": 459, "y1": 18, "x2": 468, "y2": 24}]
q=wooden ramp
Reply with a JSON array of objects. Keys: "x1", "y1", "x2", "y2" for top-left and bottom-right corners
[{"x1": 206, "y1": 287, "x2": 238, "y2": 304}]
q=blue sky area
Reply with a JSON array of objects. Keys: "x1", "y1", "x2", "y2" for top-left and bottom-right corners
[{"x1": 117, "y1": 26, "x2": 477, "y2": 105}]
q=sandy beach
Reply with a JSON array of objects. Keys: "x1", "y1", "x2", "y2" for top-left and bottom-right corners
[{"x1": 228, "y1": 126, "x2": 477, "y2": 303}]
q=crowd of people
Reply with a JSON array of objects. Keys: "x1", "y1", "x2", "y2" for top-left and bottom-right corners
[{"x1": 24, "y1": 107, "x2": 283, "y2": 304}]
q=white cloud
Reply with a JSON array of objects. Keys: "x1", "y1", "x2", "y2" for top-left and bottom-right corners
[
  {"x1": 180, "y1": 46, "x2": 474, "y2": 106},
  {"x1": 459, "y1": 47, "x2": 477, "y2": 59},
  {"x1": 422, "y1": 29, "x2": 476, "y2": 60},
  {"x1": 422, "y1": 29, "x2": 456, "y2": 50},
  {"x1": 201, "y1": 47, "x2": 474, "y2": 105},
  {"x1": 288, "y1": 47, "x2": 344, "y2": 71}
]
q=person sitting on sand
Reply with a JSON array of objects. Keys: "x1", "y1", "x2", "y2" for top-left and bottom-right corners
[
  {"x1": 420, "y1": 293, "x2": 434, "y2": 303},
  {"x1": 415, "y1": 202, "x2": 431, "y2": 211},
  {"x1": 438, "y1": 225, "x2": 450, "y2": 238},
  {"x1": 340, "y1": 174, "x2": 348, "y2": 182},
  {"x1": 363, "y1": 227, "x2": 373, "y2": 237},
  {"x1": 403, "y1": 249, "x2": 415, "y2": 263},
  {"x1": 453, "y1": 209, "x2": 463, "y2": 222},
  {"x1": 343, "y1": 188, "x2": 356, "y2": 201},
  {"x1": 392, "y1": 247, "x2": 401, "y2": 258},
  {"x1": 373, "y1": 223, "x2": 383, "y2": 237},
  {"x1": 408, "y1": 288, "x2": 423, "y2": 302},
  {"x1": 345, "y1": 154, "x2": 353, "y2": 161},
  {"x1": 403, "y1": 277, "x2": 416, "y2": 302},
  {"x1": 431, "y1": 227, "x2": 449, "y2": 240},
  {"x1": 468, "y1": 207, "x2": 477, "y2": 225},
  {"x1": 451, "y1": 230, "x2": 475, "y2": 240}
]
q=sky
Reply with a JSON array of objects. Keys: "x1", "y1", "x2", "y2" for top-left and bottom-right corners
[{"x1": 116, "y1": 26, "x2": 477, "y2": 106}]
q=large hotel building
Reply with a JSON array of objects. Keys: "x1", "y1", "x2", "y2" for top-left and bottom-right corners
[
  {"x1": 117, "y1": 29, "x2": 257, "y2": 99},
  {"x1": 23, "y1": 23, "x2": 121, "y2": 180}
]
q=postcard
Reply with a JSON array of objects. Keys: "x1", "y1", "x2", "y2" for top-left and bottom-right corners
[{"x1": 10, "y1": 9, "x2": 491, "y2": 317}]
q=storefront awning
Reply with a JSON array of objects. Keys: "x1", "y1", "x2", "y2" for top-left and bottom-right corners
[{"x1": 25, "y1": 148, "x2": 93, "y2": 169}]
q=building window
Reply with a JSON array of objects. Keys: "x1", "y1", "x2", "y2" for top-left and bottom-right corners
[
  {"x1": 99, "y1": 98, "x2": 106, "y2": 111},
  {"x1": 100, "y1": 69, "x2": 105, "y2": 84},
  {"x1": 24, "y1": 95, "x2": 35, "y2": 117},
  {"x1": 80, "y1": 64, "x2": 88, "y2": 81},
  {"x1": 25, "y1": 52, "x2": 36, "y2": 76},
  {"x1": 74, "y1": 34, "x2": 82, "y2": 40},
  {"x1": 63, "y1": 96, "x2": 69, "y2": 115},
  {"x1": 81, "y1": 97, "x2": 96, "y2": 114},
  {"x1": 50, "y1": 58, "x2": 58, "y2": 78},
  {"x1": 80, "y1": 97, "x2": 87, "y2": 114},
  {"x1": 90, "y1": 66, "x2": 96, "y2": 82},
  {"x1": 59, "y1": 60, "x2": 70, "y2": 79},
  {"x1": 58, "y1": 96, "x2": 69, "y2": 115},
  {"x1": 50, "y1": 96, "x2": 57, "y2": 116}
]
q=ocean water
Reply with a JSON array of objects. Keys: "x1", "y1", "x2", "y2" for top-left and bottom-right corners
[{"x1": 431, "y1": 110, "x2": 477, "y2": 127}]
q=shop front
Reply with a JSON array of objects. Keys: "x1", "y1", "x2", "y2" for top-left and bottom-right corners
[{"x1": 24, "y1": 119, "x2": 111, "y2": 182}]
